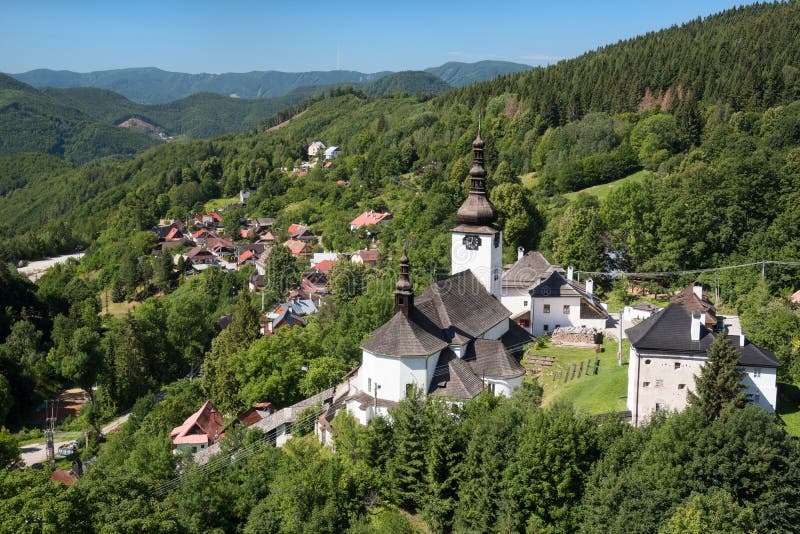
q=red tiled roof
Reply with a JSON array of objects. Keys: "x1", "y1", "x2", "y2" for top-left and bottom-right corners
[
  {"x1": 209, "y1": 212, "x2": 223, "y2": 222},
  {"x1": 186, "y1": 246, "x2": 213, "y2": 259},
  {"x1": 349, "y1": 211, "x2": 391, "y2": 229},
  {"x1": 192, "y1": 228, "x2": 209, "y2": 239},
  {"x1": 50, "y1": 469, "x2": 78, "y2": 486},
  {"x1": 314, "y1": 259, "x2": 338, "y2": 273},
  {"x1": 239, "y1": 250, "x2": 255, "y2": 263},
  {"x1": 353, "y1": 249, "x2": 379, "y2": 262},
  {"x1": 165, "y1": 227, "x2": 181, "y2": 240},
  {"x1": 170, "y1": 400, "x2": 224, "y2": 446}
]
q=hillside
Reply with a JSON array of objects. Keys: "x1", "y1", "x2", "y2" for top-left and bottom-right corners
[
  {"x1": 9, "y1": 61, "x2": 530, "y2": 104},
  {"x1": 0, "y1": 74, "x2": 159, "y2": 163},
  {"x1": 363, "y1": 71, "x2": 452, "y2": 96},
  {"x1": 426, "y1": 60, "x2": 531, "y2": 86}
]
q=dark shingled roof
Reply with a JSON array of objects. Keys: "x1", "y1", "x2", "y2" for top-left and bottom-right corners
[
  {"x1": 501, "y1": 321, "x2": 536, "y2": 357},
  {"x1": 502, "y1": 251, "x2": 563, "y2": 288},
  {"x1": 464, "y1": 339, "x2": 525, "y2": 379},
  {"x1": 429, "y1": 349, "x2": 485, "y2": 399},
  {"x1": 626, "y1": 302, "x2": 780, "y2": 368},
  {"x1": 670, "y1": 283, "x2": 717, "y2": 323},
  {"x1": 530, "y1": 271, "x2": 608, "y2": 318},
  {"x1": 361, "y1": 310, "x2": 448, "y2": 357},
  {"x1": 416, "y1": 269, "x2": 511, "y2": 340}
]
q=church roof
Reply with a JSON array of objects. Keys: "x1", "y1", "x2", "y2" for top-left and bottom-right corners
[
  {"x1": 361, "y1": 309, "x2": 448, "y2": 356},
  {"x1": 429, "y1": 349, "x2": 486, "y2": 399},
  {"x1": 464, "y1": 339, "x2": 526, "y2": 379}
]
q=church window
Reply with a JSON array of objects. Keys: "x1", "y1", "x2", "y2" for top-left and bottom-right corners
[
  {"x1": 543, "y1": 324, "x2": 549, "y2": 332},
  {"x1": 753, "y1": 368, "x2": 761, "y2": 378},
  {"x1": 563, "y1": 305, "x2": 570, "y2": 314},
  {"x1": 494, "y1": 269, "x2": 499, "y2": 280},
  {"x1": 655, "y1": 379, "x2": 663, "y2": 387},
  {"x1": 368, "y1": 378, "x2": 372, "y2": 392},
  {"x1": 642, "y1": 381, "x2": 650, "y2": 387},
  {"x1": 523, "y1": 300, "x2": 528, "y2": 307},
  {"x1": 674, "y1": 362, "x2": 681, "y2": 369},
  {"x1": 543, "y1": 304, "x2": 551, "y2": 313},
  {"x1": 755, "y1": 394, "x2": 761, "y2": 403},
  {"x1": 487, "y1": 382, "x2": 496, "y2": 394},
  {"x1": 398, "y1": 296, "x2": 404, "y2": 305},
  {"x1": 644, "y1": 359, "x2": 651, "y2": 365},
  {"x1": 678, "y1": 383, "x2": 686, "y2": 389},
  {"x1": 494, "y1": 233, "x2": 500, "y2": 248},
  {"x1": 655, "y1": 402, "x2": 666, "y2": 412}
]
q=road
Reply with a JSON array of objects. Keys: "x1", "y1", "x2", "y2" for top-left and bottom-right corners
[{"x1": 20, "y1": 413, "x2": 131, "y2": 467}]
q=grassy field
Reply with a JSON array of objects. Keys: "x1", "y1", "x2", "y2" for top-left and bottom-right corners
[
  {"x1": 530, "y1": 337, "x2": 629, "y2": 415},
  {"x1": 204, "y1": 195, "x2": 240, "y2": 211},
  {"x1": 777, "y1": 382, "x2": 800, "y2": 437},
  {"x1": 564, "y1": 170, "x2": 654, "y2": 202}
]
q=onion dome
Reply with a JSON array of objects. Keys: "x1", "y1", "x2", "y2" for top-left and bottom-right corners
[{"x1": 456, "y1": 128, "x2": 497, "y2": 226}]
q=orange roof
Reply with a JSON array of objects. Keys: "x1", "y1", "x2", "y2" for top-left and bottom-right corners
[
  {"x1": 192, "y1": 228, "x2": 209, "y2": 239},
  {"x1": 284, "y1": 239, "x2": 310, "y2": 255},
  {"x1": 51, "y1": 469, "x2": 78, "y2": 486},
  {"x1": 209, "y1": 212, "x2": 223, "y2": 222},
  {"x1": 349, "y1": 211, "x2": 391, "y2": 228},
  {"x1": 314, "y1": 259, "x2": 338, "y2": 273},
  {"x1": 165, "y1": 227, "x2": 181, "y2": 240},
  {"x1": 287, "y1": 224, "x2": 306, "y2": 234},
  {"x1": 239, "y1": 250, "x2": 255, "y2": 262}
]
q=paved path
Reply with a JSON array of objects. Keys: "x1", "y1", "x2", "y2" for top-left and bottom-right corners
[{"x1": 21, "y1": 413, "x2": 131, "y2": 467}]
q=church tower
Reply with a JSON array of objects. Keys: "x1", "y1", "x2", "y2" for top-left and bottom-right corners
[{"x1": 451, "y1": 128, "x2": 503, "y2": 298}]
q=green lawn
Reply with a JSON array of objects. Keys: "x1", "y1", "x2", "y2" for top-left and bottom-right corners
[
  {"x1": 204, "y1": 195, "x2": 240, "y2": 211},
  {"x1": 564, "y1": 169, "x2": 654, "y2": 202},
  {"x1": 777, "y1": 382, "x2": 800, "y2": 437},
  {"x1": 529, "y1": 337, "x2": 629, "y2": 415}
]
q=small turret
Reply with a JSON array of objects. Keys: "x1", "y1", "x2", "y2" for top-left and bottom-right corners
[{"x1": 395, "y1": 252, "x2": 414, "y2": 317}]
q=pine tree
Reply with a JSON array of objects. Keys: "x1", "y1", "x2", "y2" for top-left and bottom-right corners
[
  {"x1": 385, "y1": 387, "x2": 427, "y2": 511},
  {"x1": 688, "y1": 333, "x2": 746, "y2": 423}
]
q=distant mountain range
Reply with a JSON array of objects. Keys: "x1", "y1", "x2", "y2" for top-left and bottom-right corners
[{"x1": 8, "y1": 61, "x2": 531, "y2": 104}]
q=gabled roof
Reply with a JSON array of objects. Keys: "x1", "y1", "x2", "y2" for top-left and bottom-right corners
[
  {"x1": 284, "y1": 239, "x2": 311, "y2": 255},
  {"x1": 170, "y1": 400, "x2": 224, "y2": 446},
  {"x1": 502, "y1": 251, "x2": 564, "y2": 288},
  {"x1": 352, "y1": 249, "x2": 380, "y2": 262},
  {"x1": 349, "y1": 211, "x2": 392, "y2": 228},
  {"x1": 362, "y1": 310, "x2": 449, "y2": 356},
  {"x1": 530, "y1": 271, "x2": 608, "y2": 318},
  {"x1": 626, "y1": 302, "x2": 780, "y2": 368},
  {"x1": 186, "y1": 246, "x2": 213, "y2": 259},
  {"x1": 314, "y1": 259, "x2": 338, "y2": 273},
  {"x1": 669, "y1": 283, "x2": 717, "y2": 323},
  {"x1": 429, "y1": 349, "x2": 485, "y2": 399},
  {"x1": 239, "y1": 250, "x2": 255, "y2": 263}
]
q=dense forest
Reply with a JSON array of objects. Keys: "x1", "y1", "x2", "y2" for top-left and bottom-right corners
[{"x1": 2, "y1": 2, "x2": 800, "y2": 532}]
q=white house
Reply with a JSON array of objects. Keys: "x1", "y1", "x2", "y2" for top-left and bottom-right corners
[
  {"x1": 626, "y1": 283, "x2": 780, "y2": 426},
  {"x1": 308, "y1": 141, "x2": 326, "y2": 158},
  {"x1": 500, "y1": 249, "x2": 564, "y2": 328},
  {"x1": 323, "y1": 146, "x2": 340, "y2": 160},
  {"x1": 528, "y1": 272, "x2": 608, "y2": 336},
  {"x1": 340, "y1": 130, "x2": 531, "y2": 425}
]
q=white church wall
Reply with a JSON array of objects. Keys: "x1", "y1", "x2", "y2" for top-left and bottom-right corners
[
  {"x1": 451, "y1": 231, "x2": 502, "y2": 298},
  {"x1": 481, "y1": 318, "x2": 509, "y2": 340},
  {"x1": 359, "y1": 349, "x2": 439, "y2": 402},
  {"x1": 485, "y1": 375, "x2": 524, "y2": 397}
]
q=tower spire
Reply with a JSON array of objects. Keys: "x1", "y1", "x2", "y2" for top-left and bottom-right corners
[
  {"x1": 395, "y1": 251, "x2": 413, "y2": 317},
  {"x1": 456, "y1": 127, "x2": 497, "y2": 226}
]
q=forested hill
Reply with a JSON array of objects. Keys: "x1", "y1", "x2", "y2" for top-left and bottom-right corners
[
  {"x1": 426, "y1": 60, "x2": 532, "y2": 86},
  {"x1": 9, "y1": 60, "x2": 531, "y2": 104},
  {"x1": 438, "y1": 1, "x2": 800, "y2": 118}
]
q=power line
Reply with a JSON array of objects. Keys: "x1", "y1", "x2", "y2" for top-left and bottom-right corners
[{"x1": 574, "y1": 260, "x2": 800, "y2": 279}]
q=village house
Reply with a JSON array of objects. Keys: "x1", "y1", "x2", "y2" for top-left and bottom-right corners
[
  {"x1": 284, "y1": 239, "x2": 313, "y2": 258},
  {"x1": 500, "y1": 249, "x2": 565, "y2": 328},
  {"x1": 351, "y1": 248, "x2": 380, "y2": 267},
  {"x1": 626, "y1": 283, "x2": 780, "y2": 426},
  {"x1": 329, "y1": 131, "x2": 531, "y2": 426},
  {"x1": 194, "y1": 212, "x2": 223, "y2": 229},
  {"x1": 170, "y1": 400, "x2": 224, "y2": 453},
  {"x1": 528, "y1": 271, "x2": 609, "y2": 336},
  {"x1": 308, "y1": 141, "x2": 326, "y2": 158},
  {"x1": 185, "y1": 247, "x2": 215, "y2": 266},
  {"x1": 311, "y1": 252, "x2": 339, "y2": 267},
  {"x1": 261, "y1": 299, "x2": 317, "y2": 335},
  {"x1": 323, "y1": 145, "x2": 340, "y2": 160},
  {"x1": 225, "y1": 402, "x2": 275, "y2": 432},
  {"x1": 287, "y1": 224, "x2": 316, "y2": 243},
  {"x1": 313, "y1": 259, "x2": 338, "y2": 274},
  {"x1": 349, "y1": 210, "x2": 392, "y2": 231}
]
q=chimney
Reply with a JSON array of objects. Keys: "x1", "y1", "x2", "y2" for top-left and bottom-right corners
[
  {"x1": 567, "y1": 265, "x2": 574, "y2": 281},
  {"x1": 517, "y1": 247, "x2": 524, "y2": 261},
  {"x1": 691, "y1": 312, "x2": 703, "y2": 341},
  {"x1": 740, "y1": 332, "x2": 746, "y2": 347},
  {"x1": 585, "y1": 278, "x2": 593, "y2": 295},
  {"x1": 693, "y1": 282, "x2": 703, "y2": 300}
]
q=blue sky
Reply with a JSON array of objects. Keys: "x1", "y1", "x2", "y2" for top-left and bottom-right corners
[{"x1": 1, "y1": 1, "x2": 754, "y2": 74}]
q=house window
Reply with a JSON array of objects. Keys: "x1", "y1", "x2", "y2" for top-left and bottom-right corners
[
  {"x1": 644, "y1": 359, "x2": 651, "y2": 365},
  {"x1": 543, "y1": 304, "x2": 551, "y2": 314},
  {"x1": 674, "y1": 362, "x2": 681, "y2": 369},
  {"x1": 555, "y1": 324, "x2": 561, "y2": 330},
  {"x1": 642, "y1": 381, "x2": 650, "y2": 387},
  {"x1": 543, "y1": 324, "x2": 549, "y2": 332},
  {"x1": 655, "y1": 403, "x2": 666, "y2": 412},
  {"x1": 753, "y1": 368, "x2": 761, "y2": 378},
  {"x1": 523, "y1": 300, "x2": 528, "y2": 307},
  {"x1": 563, "y1": 305, "x2": 570, "y2": 314},
  {"x1": 655, "y1": 380, "x2": 663, "y2": 388},
  {"x1": 755, "y1": 394, "x2": 761, "y2": 403},
  {"x1": 678, "y1": 384, "x2": 686, "y2": 390}
]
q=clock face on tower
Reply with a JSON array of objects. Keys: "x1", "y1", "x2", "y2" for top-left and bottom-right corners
[{"x1": 463, "y1": 234, "x2": 481, "y2": 250}]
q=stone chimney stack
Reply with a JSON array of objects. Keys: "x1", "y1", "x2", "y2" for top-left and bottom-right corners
[
  {"x1": 693, "y1": 282, "x2": 703, "y2": 300},
  {"x1": 517, "y1": 247, "x2": 524, "y2": 261},
  {"x1": 740, "y1": 332, "x2": 746, "y2": 347},
  {"x1": 585, "y1": 278, "x2": 594, "y2": 295},
  {"x1": 691, "y1": 312, "x2": 703, "y2": 341},
  {"x1": 567, "y1": 265, "x2": 574, "y2": 281}
]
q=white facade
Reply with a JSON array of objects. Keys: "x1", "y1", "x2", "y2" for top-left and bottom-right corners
[
  {"x1": 530, "y1": 296, "x2": 605, "y2": 336},
  {"x1": 500, "y1": 286, "x2": 531, "y2": 320},
  {"x1": 358, "y1": 349, "x2": 441, "y2": 403},
  {"x1": 627, "y1": 346, "x2": 779, "y2": 426},
  {"x1": 484, "y1": 375, "x2": 524, "y2": 397},
  {"x1": 451, "y1": 230, "x2": 503, "y2": 299}
]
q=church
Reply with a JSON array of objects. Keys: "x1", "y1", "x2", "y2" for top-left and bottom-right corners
[{"x1": 341, "y1": 131, "x2": 531, "y2": 425}]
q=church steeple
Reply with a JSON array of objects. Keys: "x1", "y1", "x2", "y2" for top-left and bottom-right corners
[
  {"x1": 456, "y1": 126, "x2": 497, "y2": 227},
  {"x1": 395, "y1": 252, "x2": 414, "y2": 317}
]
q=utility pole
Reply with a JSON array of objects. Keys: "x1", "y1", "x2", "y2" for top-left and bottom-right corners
[
  {"x1": 762, "y1": 259, "x2": 766, "y2": 279},
  {"x1": 44, "y1": 399, "x2": 56, "y2": 467}
]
